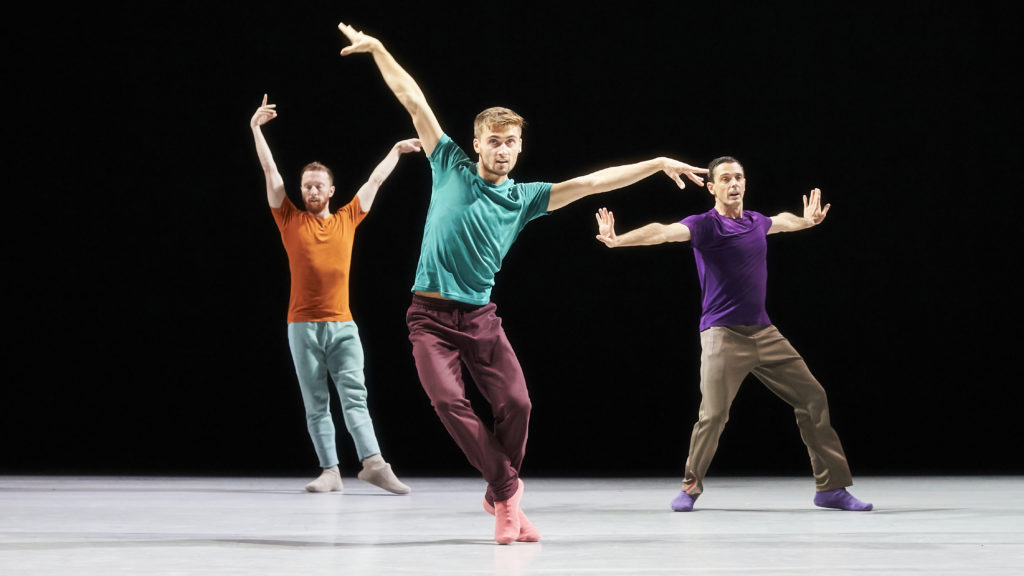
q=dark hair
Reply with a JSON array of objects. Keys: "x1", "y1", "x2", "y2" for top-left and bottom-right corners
[{"x1": 707, "y1": 156, "x2": 741, "y2": 183}]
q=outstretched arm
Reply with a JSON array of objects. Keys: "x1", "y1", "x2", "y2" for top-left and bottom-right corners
[
  {"x1": 356, "y1": 138, "x2": 423, "y2": 212},
  {"x1": 338, "y1": 22, "x2": 443, "y2": 156},
  {"x1": 768, "y1": 188, "x2": 831, "y2": 234},
  {"x1": 250, "y1": 93, "x2": 286, "y2": 208},
  {"x1": 548, "y1": 157, "x2": 707, "y2": 212},
  {"x1": 594, "y1": 207, "x2": 691, "y2": 248}
]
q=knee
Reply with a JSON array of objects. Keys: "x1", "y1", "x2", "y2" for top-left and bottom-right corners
[
  {"x1": 796, "y1": 395, "x2": 832, "y2": 426},
  {"x1": 430, "y1": 393, "x2": 472, "y2": 417},
  {"x1": 336, "y1": 371, "x2": 368, "y2": 398},
  {"x1": 511, "y1": 393, "x2": 532, "y2": 415},
  {"x1": 496, "y1": 393, "x2": 531, "y2": 420},
  {"x1": 698, "y1": 408, "x2": 729, "y2": 431},
  {"x1": 304, "y1": 405, "x2": 331, "y2": 422}
]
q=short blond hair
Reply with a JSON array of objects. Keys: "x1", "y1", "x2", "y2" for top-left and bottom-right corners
[{"x1": 473, "y1": 107, "x2": 526, "y2": 139}]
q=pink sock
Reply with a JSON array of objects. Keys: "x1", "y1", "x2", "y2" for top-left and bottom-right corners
[{"x1": 484, "y1": 480, "x2": 540, "y2": 542}]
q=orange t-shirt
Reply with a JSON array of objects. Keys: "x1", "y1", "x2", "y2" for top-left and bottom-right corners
[{"x1": 271, "y1": 195, "x2": 367, "y2": 323}]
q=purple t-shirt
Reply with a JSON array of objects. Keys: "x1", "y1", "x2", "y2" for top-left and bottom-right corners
[{"x1": 680, "y1": 209, "x2": 773, "y2": 332}]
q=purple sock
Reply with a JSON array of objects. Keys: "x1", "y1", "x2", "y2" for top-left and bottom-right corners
[
  {"x1": 813, "y1": 488, "x2": 873, "y2": 511},
  {"x1": 670, "y1": 490, "x2": 695, "y2": 512}
]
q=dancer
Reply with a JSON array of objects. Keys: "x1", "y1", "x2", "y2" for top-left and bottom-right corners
[
  {"x1": 250, "y1": 93, "x2": 419, "y2": 494},
  {"x1": 337, "y1": 22, "x2": 707, "y2": 543},
  {"x1": 595, "y1": 156, "x2": 872, "y2": 512}
]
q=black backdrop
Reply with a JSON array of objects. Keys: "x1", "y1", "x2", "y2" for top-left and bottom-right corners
[{"x1": 5, "y1": 1, "x2": 1020, "y2": 479}]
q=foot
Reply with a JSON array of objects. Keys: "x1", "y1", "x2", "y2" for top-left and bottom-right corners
[
  {"x1": 670, "y1": 490, "x2": 695, "y2": 512},
  {"x1": 305, "y1": 466, "x2": 343, "y2": 493},
  {"x1": 493, "y1": 479, "x2": 524, "y2": 545},
  {"x1": 483, "y1": 480, "x2": 541, "y2": 542},
  {"x1": 357, "y1": 455, "x2": 411, "y2": 494},
  {"x1": 813, "y1": 488, "x2": 873, "y2": 511},
  {"x1": 515, "y1": 509, "x2": 542, "y2": 542}
]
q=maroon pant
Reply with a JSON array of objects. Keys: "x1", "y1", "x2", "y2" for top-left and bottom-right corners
[{"x1": 406, "y1": 294, "x2": 531, "y2": 502}]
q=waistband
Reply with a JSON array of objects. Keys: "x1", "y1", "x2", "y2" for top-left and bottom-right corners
[{"x1": 410, "y1": 293, "x2": 486, "y2": 311}]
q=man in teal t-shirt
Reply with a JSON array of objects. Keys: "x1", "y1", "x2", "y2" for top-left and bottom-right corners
[
  {"x1": 339, "y1": 21, "x2": 708, "y2": 545},
  {"x1": 412, "y1": 132, "x2": 551, "y2": 303}
]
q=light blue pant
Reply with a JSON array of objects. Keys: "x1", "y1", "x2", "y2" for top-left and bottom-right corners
[{"x1": 287, "y1": 321, "x2": 381, "y2": 467}]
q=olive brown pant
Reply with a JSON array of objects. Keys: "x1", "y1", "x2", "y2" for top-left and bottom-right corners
[{"x1": 682, "y1": 325, "x2": 854, "y2": 498}]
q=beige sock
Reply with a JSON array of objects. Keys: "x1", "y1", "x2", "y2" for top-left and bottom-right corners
[
  {"x1": 305, "y1": 466, "x2": 343, "y2": 493},
  {"x1": 357, "y1": 455, "x2": 411, "y2": 494}
]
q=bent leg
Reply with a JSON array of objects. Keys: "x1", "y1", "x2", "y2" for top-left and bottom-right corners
[
  {"x1": 407, "y1": 300, "x2": 518, "y2": 500},
  {"x1": 462, "y1": 304, "x2": 530, "y2": 502},
  {"x1": 751, "y1": 326, "x2": 854, "y2": 491}
]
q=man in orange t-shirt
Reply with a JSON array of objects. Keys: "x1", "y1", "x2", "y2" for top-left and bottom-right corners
[{"x1": 251, "y1": 93, "x2": 421, "y2": 493}]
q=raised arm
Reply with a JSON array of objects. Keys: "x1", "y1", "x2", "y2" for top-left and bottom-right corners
[
  {"x1": 768, "y1": 188, "x2": 831, "y2": 234},
  {"x1": 355, "y1": 138, "x2": 423, "y2": 212},
  {"x1": 594, "y1": 207, "x2": 691, "y2": 248},
  {"x1": 338, "y1": 22, "x2": 443, "y2": 156},
  {"x1": 250, "y1": 93, "x2": 286, "y2": 208},
  {"x1": 548, "y1": 157, "x2": 707, "y2": 212}
]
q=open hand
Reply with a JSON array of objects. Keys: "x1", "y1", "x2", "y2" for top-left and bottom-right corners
[
  {"x1": 595, "y1": 207, "x2": 618, "y2": 247},
  {"x1": 663, "y1": 159, "x2": 708, "y2": 189},
  {"x1": 802, "y1": 188, "x2": 831, "y2": 225}
]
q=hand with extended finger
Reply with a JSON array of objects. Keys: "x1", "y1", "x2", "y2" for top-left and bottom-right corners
[
  {"x1": 338, "y1": 22, "x2": 382, "y2": 56},
  {"x1": 250, "y1": 93, "x2": 278, "y2": 128}
]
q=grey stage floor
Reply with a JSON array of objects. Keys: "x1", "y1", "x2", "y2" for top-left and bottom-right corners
[{"x1": 1, "y1": 475, "x2": 1021, "y2": 575}]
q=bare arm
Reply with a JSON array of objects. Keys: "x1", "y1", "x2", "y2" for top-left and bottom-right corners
[
  {"x1": 250, "y1": 94, "x2": 286, "y2": 208},
  {"x1": 594, "y1": 207, "x2": 691, "y2": 248},
  {"x1": 356, "y1": 138, "x2": 423, "y2": 212},
  {"x1": 338, "y1": 23, "x2": 443, "y2": 156},
  {"x1": 548, "y1": 157, "x2": 707, "y2": 212},
  {"x1": 768, "y1": 188, "x2": 831, "y2": 234}
]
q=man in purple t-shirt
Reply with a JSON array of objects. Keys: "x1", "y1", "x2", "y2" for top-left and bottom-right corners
[{"x1": 595, "y1": 156, "x2": 872, "y2": 512}]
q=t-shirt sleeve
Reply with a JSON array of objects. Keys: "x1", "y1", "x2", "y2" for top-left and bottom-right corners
[
  {"x1": 752, "y1": 211, "x2": 772, "y2": 235},
  {"x1": 429, "y1": 134, "x2": 468, "y2": 173},
  {"x1": 680, "y1": 213, "x2": 705, "y2": 247},
  {"x1": 271, "y1": 195, "x2": 297, "y2": 230},
  {"x1": 519, "y1": 182, "x2": 553, "y2": 223},
  {"x1": 337, "y1": 195, "x2": 368, "y2": 228}
]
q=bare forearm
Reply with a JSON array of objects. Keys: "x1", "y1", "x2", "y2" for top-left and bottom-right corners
[
  {"x1": 356, "y1": 144, "x2": 411, "y2": 211},
  {"x1": 251, "y1": 125, "x2": 285, "y2": 207},
  {"x1": 612, "y1": 223, "x2": 677, "y2": 247},
  {"x1": 370, "y1": 146, "x2": 403, "y2": 186},
  {"x1": 251, "y1": 126, "x2": 277, "y2": 172},
  {"x1": 369, "y1": 46, "x2": 423, "y2": 112},
  {"x1": 357, "y1": 148, "x2": 399, "y2": 210},
  {"x1": 573, "y1": 158, "x2": 665, "y2": 195},
  {"x1": 549, "y1": 158, "x2": 667, "y2": 211},
  {"x1": 359, "y1": 44, "x2": 441, "y2": 154},
  {"x1": 769, "y1": 212, "x2": 814, "y2": 233},
  {"x1": 340, "y1": 25, "x2": 442, "y2": 152}
]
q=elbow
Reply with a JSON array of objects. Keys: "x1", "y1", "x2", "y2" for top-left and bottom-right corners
[{"x1": 395, "y1": 90, "x2": 426, "y2": 116}]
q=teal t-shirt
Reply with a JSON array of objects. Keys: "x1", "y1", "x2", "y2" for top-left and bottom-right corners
[{"x1": 412, "y1": 134, "x2": 552, "y2": 305}]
